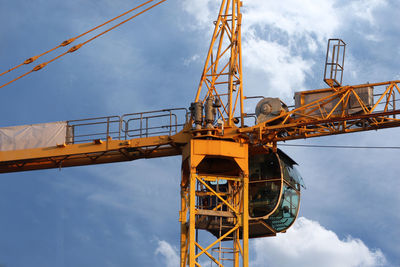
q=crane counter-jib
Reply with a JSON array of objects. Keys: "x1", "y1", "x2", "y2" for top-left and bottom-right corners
[
  {"x1": 0, "y1": 134, "x2": 187, "y2": 173},
  {"x1": 0, "y1": 108, "x2": 190, "y2": 173}
]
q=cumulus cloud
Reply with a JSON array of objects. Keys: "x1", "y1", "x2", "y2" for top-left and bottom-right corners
[
  {"x1": 155, "y1": 240, "x2": 179, "y2": 267},
  {"x1": 154, "y1": 217, "x2": 386, "y2": 267},
  {"x1": 346, "y1": 0, "x2": 387, "y2": 25},
  {"x1": 181, "y1": 0, "x2": 339, "y2": 98},
  {"x1": 183, "y1": 54, "x2": 200, "y2": 66},
  {"x1": 181, "y1": 0, "x2": 216, "y2": 29},
  {"x1": 181, "y1": 0, "x2": 387, "y2": 99},
  {"x1": 251, "y1": 217, "x2": 386, "y2": 267},
  {"x1": 240, "y1": 0, "x2": 341, "y2": 97},
  {"x1": 243, "y1": 0, "x2": 339, "y2": 45},
  {"x1": 244, "y1": 33, "x2": 313, "y2": 98}
]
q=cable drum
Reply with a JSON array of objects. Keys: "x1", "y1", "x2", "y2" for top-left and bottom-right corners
[{"x1": 255, "y1": 97, "x2": 288, "y2": 124}]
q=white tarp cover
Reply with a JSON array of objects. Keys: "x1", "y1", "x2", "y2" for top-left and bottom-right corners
[{"x1": 0, "y1": 121, "x2": 67, "y2": 151}]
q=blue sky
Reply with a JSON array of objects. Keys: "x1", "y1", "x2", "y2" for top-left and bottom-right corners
[{"x1": 1, "y1": 0, "x2": 400, "y2": 266}]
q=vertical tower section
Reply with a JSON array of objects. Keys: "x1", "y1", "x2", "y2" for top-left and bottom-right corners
[
  {"x1": 180, "y1": 139, "x2": 249, "y2": 267},
  {"x1": 194, "y1": 0, "x2": 244, "y2": 127}
]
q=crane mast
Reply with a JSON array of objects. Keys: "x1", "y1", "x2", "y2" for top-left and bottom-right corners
[
  {"x1": 195, "y1": 0, "x2": 244, "y2": 127},
  {"x1": 1, "y1": 1, "x2": 400, "y2": 267},
  {"x1": 182, "y1": 1, "x2": 250, "y2": 265}
]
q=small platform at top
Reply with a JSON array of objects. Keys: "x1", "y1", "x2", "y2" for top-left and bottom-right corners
[{"x1": 324, "y1": 78, "x2": 342, "y2": 88}]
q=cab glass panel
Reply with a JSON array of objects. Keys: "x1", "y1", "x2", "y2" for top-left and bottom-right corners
[{"x1": 249, "y1": 152, "x2": 282, "y2": 218}]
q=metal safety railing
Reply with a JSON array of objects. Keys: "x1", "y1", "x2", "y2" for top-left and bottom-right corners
[
  {"x1": 324, "y1": 39, "x2": 346, "y2": 87},
  {"x1": 66, "y1": 108, "x2": 188, "y2": 144}
]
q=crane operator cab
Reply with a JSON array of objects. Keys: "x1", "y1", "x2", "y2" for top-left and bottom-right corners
[
  {"x1": 196, "y1": 146, "x2": 305, "y2": 239},
  {"x1": 248, "y1": 147, "x2": 305, "y2": 237}
]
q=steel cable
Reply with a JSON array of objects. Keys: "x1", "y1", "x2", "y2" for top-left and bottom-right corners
[
  {"x1": 0, "y1": 0, "x2": 165, "y2": 89},
  {"x1": 279, "y1": 143, "x2": 400, "y2": 149}
]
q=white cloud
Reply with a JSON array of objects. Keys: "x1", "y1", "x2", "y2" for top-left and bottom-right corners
[
  {"x1": 243, "y1": 0, "x2": 339, "y2": 45},
  {"x1": 183, "y1": 54, "x2": 200, "y2": 66},
  {"x1": 346, "y1": 0, "x2": 387, "y2": 25},
  {"x1": 244, "y1": 33, "x2": 313, "y2": 98},
  {"x1": 181, "y1": 0, "x2": 216, "y2": 29},
  {"x1": 180, "y1": 0, "x2": 337, "y2": 99},
  {"x1": 251, "y1": 217, "x2": 387, "y2": 267},
  {"x1": 155, "y1": 240, "x2": 179, "y2": 267},
  {"x1": 240, "y1": 0, "x2": 337, "y2": 98},
  {"x1": 181, "y1": 0, "x2": 388, "y2": 99},
  {"x1": 154, "y1": 217, "x2": 386, "y2": 267}
]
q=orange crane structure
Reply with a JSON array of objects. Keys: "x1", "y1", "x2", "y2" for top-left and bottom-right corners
[{"x1": 1, "y1": 1, "x2": 400, "y2": 266}]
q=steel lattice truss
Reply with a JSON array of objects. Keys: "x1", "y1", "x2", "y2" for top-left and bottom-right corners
[{"x1": 241, "y1": 80, "x2": 400, "y2": 144}]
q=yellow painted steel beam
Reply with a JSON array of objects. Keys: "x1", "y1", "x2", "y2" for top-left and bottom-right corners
[
  {"x1": 239, "y1": 80, "x2": 400, "y2": 143},
  {"x1": 195, "y1": 0, "x2": 244, "y2": 126},
  {"x1": 0, "y1": 135, "x2": 171, "y2": 162},
  {"x1": 0, "y1": 132, "x2": 190, "y2": 173},
  {"x1": 180, "y1": 138, "x2": 248, "y2": 266}
]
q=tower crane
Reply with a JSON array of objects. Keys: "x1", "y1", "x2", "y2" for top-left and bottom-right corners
[{"x1": 1, "y1": 1, "x2": 399, "y2": 266}]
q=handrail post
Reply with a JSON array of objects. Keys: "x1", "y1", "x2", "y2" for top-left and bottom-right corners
[
  {"x1": 169, "y1": 110, "x2": 172, "y2": 136},
  {"x1": 106, "y1": 117, "x2": 110, "y2": 149},
  {"x1": 140, "y1": 113, "x2": 143, "y2": 138}
]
